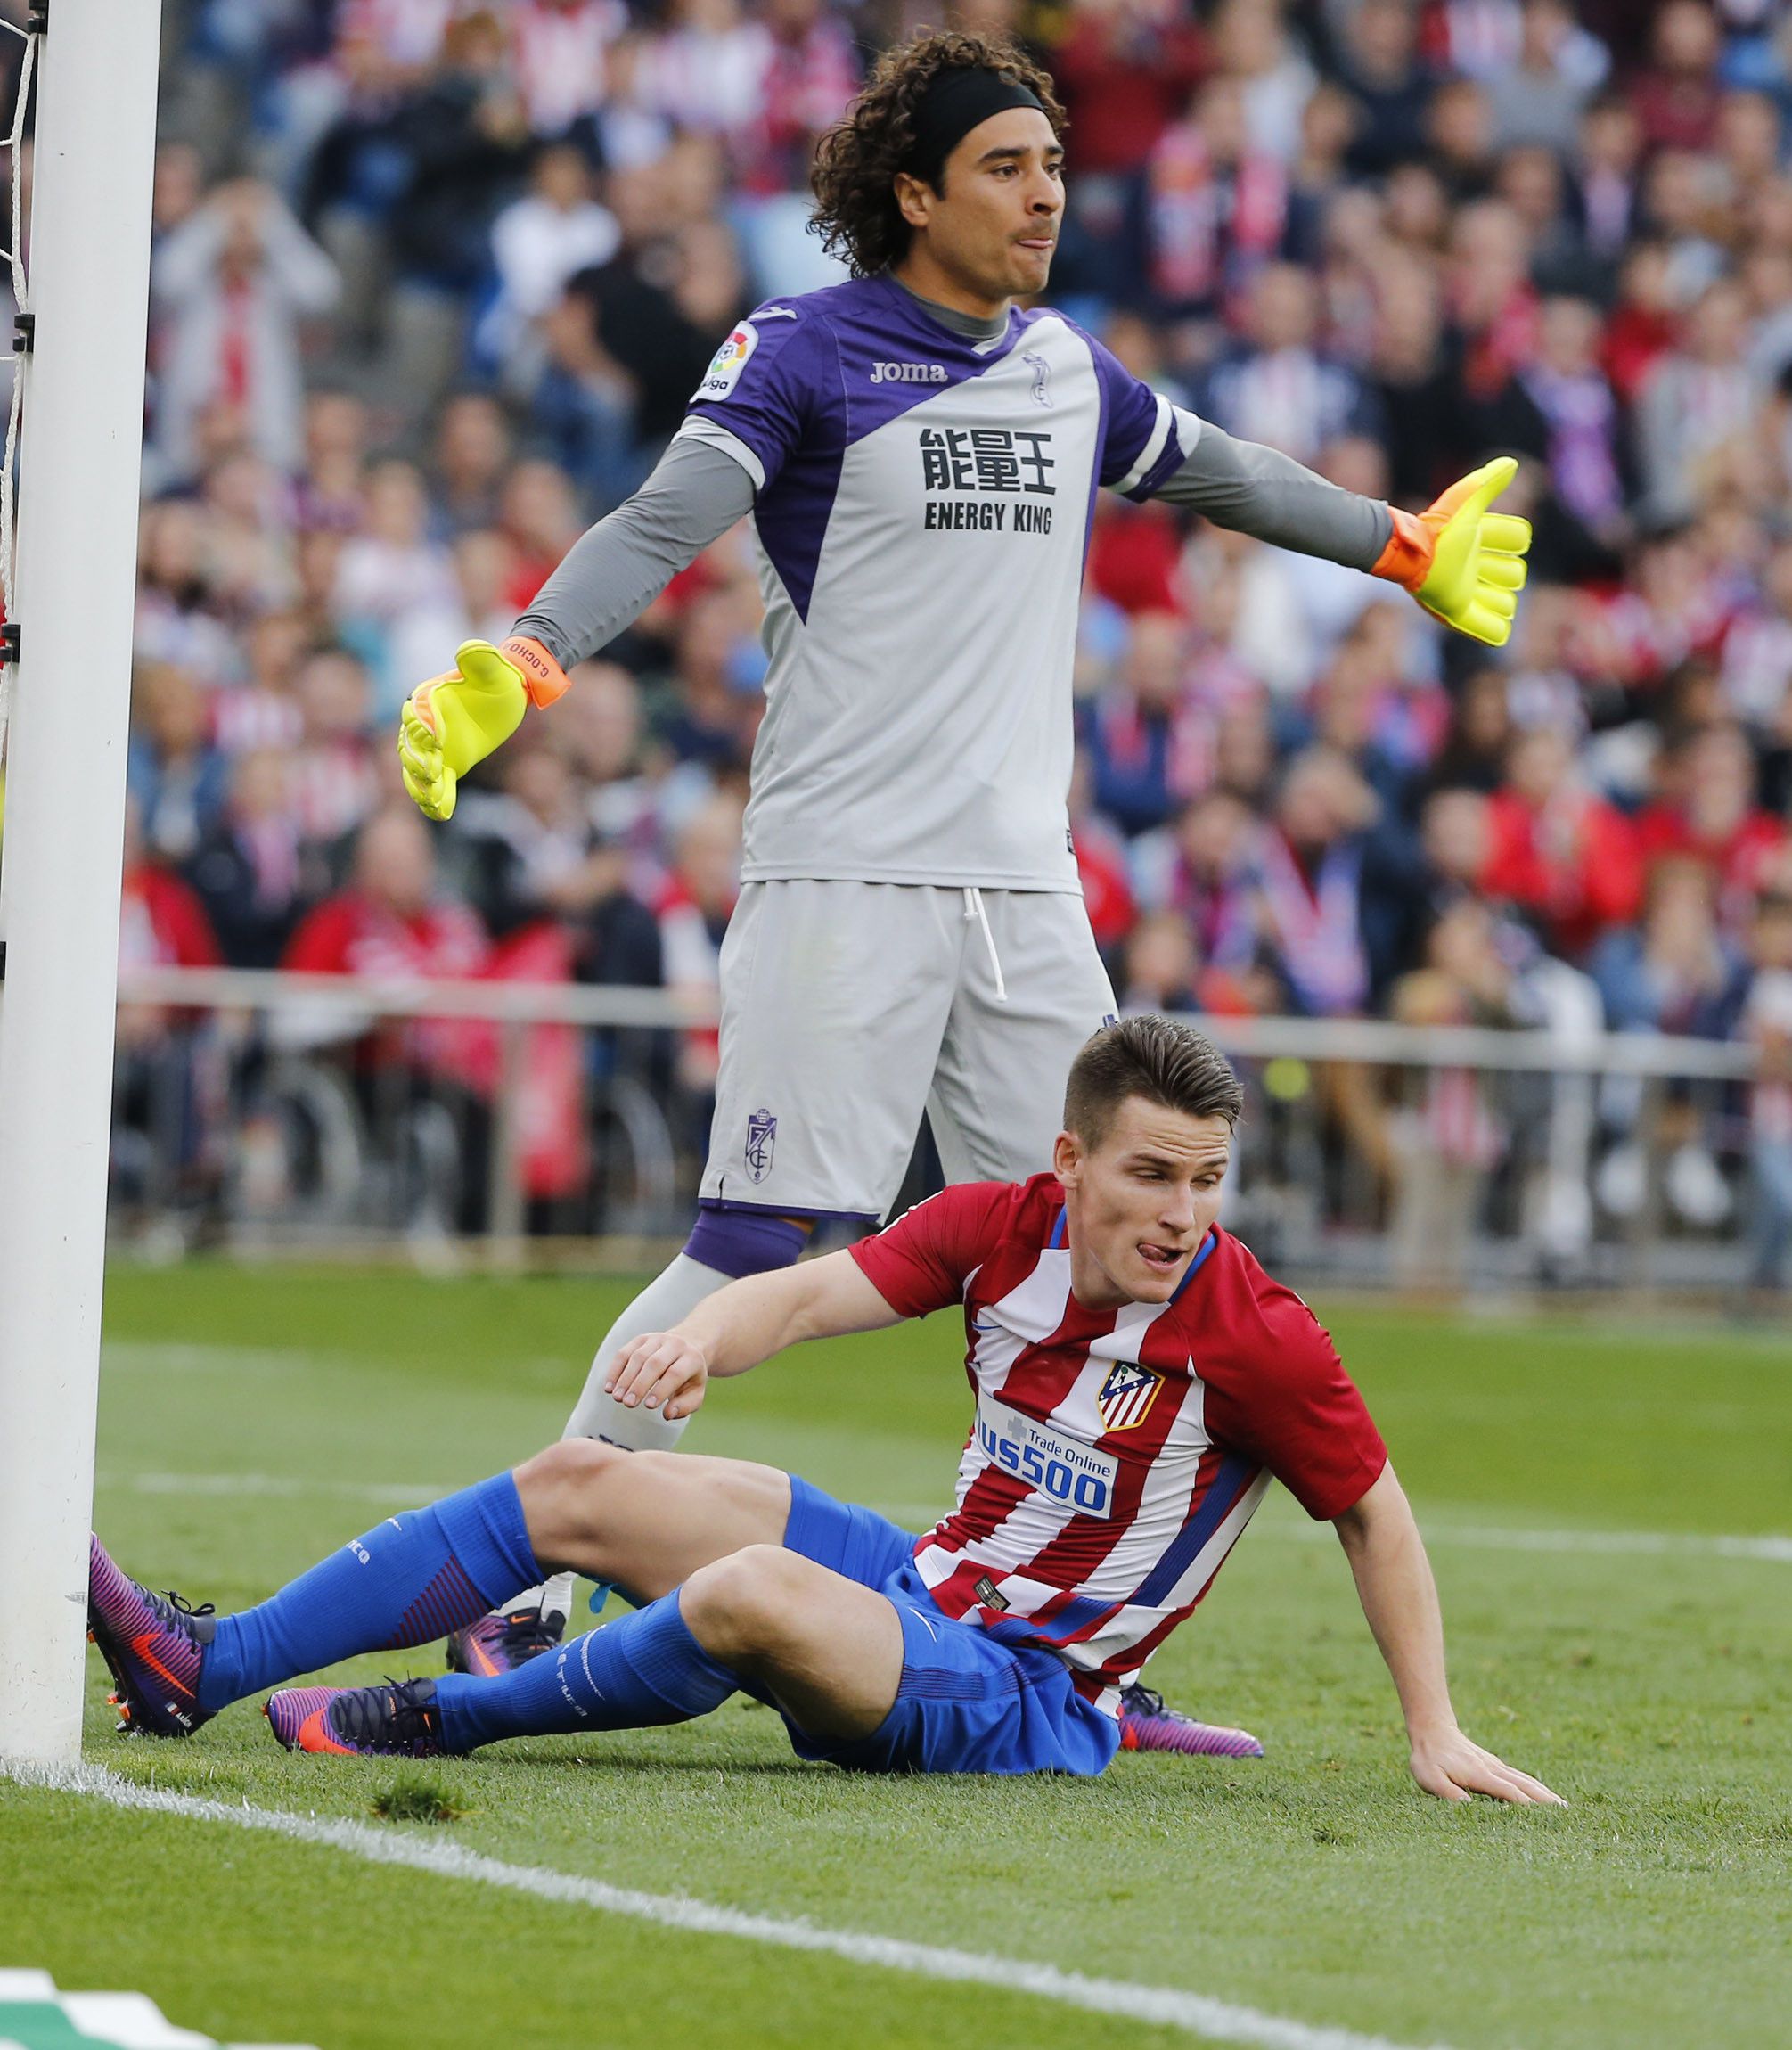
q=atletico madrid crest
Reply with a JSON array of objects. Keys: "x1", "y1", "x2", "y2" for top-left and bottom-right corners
[{"x1": 1097, "y1": 1360, "x2": 1162, "y2": 1432}]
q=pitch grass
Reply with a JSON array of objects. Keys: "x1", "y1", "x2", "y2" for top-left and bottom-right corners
[{"x1": 2, "y1": 1269, "x2": 1789, "y2": 2050}]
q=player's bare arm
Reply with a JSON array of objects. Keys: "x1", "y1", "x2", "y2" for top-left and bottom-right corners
[
  {"x1": 1334, "y1": 1466, "x2": 1563, "y2": 1806},
  {"x1": 603, "y1": 1250, "x2": 902, "y2": 1418}
]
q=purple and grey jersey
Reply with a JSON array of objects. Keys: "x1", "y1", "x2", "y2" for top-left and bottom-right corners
[{"x1": 678, "y1": 275, "x2": 1196, "y2": 892}]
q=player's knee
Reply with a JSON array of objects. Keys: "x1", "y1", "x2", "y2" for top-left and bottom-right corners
[
  {"x1": 680, "y1": 1543, "x2": 806, "y2": 1660},
  {"x1": 683, "y1": 1203, "x2": 813, "y2": 1278},
  {"x1": 513, "y1": 1438, "x2": 626, "y2": 1546}
]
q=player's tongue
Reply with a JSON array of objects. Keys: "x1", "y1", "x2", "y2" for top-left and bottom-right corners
[{"x1": 1138, "y1": 1241, "x2": 1181, "y2": 1271}]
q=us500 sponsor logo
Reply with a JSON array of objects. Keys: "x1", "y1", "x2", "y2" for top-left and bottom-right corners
[{"x1": 976, "y1": 1414, "x2": 1112, "y2": 1515}]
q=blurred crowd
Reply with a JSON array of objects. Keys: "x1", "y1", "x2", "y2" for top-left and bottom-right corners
[{"x1": 5, "y1": 0, "x2": 1792, "y2": 1279}]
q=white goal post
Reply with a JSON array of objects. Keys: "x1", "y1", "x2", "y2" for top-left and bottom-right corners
[{"x1": 0, "y1": 0, "x2": 162, "y2": 1766}]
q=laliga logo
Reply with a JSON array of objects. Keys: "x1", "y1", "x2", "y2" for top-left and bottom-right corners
[{"x1": 871, "y1": 360, "x2": 948, "y2": 384}]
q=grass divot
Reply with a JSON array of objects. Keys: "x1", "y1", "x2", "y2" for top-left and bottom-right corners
[{"x1": 370, "y1": 1772, "x2": 469, "y2": 1824}]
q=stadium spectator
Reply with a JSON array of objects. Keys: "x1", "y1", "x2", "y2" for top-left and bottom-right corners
[
  {"x1": 1633, "y1": 279, "x2": 1762, "y2": 520},
  {"x1": 114, "y1": 800, "x2": 226, "y2": 1227},
  {"x1": 332, "y1": 458, "x2": 459, "y2": 703},
  {"x1": 1207, "y1": 0, "x2": 1317, "y2": 167},
  {"x1": 290, "y1": 648, "x2": 385, "y2": 856},
  {"x1": 1628, "y1": 0, "x2": 1726, "y2": 153},
  {"x1": 1590, "y1": 855, "x2": 1745, "y2": 1037},
  {"x1": 1740, "y1": 889, "x2": 1792, "y2": 1289},
  {"x1": 480, "y1": 142, "x2": 621, "y2": 375},
  {"x1": 1199, "y1": 262, "x2": 1377, "y2": 465},
  {"x1": 282, "y1": 806, "x2": 487, "y2": 985},
  {"x1": 149, "y1": 178, "x2": 340, "y2": 485},
  {"x1": 1484, "y1": 0, "x2": 1604, "y2": 155},
  {"x1": 1386, "y1": 898, "x2": 1515, "y2": 1290},
  {"x1": 184, "y1": 750, "x2": 323, "y2": 970},
  {"x1": 427, "y1": 391, "x2": 514, "y2": 538},
  {"x1": 294, "y1": 390, "x2": 370, "y2": 537},
  {"x1": 1251, "y1": 747, "x2": 1378, "y2": 1018},
  {"x1": 655, "y1": 791, "x2": 743, "y2": 1102},
  {"x1": 1480, "y1": 722, "x2": 1645, "y2": 959},
  {"x1": 453, "y1": 728, "x2": 659, "y2": 975},
  {"x1": 128, "y1": 663, "x2": 230, "y2": 865},
  {"x1": 1142, "y1": 77, "x2": 1290, "y2": 319},
  {"x1": 119, "y1": 800, "x2": 224, "y2": 982},
  {"x1": 1635, "y1": 721, "x2": 1788, "y2": 930},
  {"x1": 1337, "y1": 0, "x2": 1433, "y2": 176}
]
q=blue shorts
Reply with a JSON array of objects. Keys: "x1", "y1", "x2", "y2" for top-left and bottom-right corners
[{"x1": 778, "y1": 1476, "x2": 1120, "y2": 1778}]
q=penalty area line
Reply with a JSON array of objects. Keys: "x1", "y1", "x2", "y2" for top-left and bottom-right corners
[{"x1": 6, "y1": 1761, "x2": 1455, "y2": 2050}]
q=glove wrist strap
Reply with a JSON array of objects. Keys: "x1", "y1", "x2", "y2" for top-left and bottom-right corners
[
  {"x1": 501, "y1": 636, "x2": 572, "y2": 709},
  {"x1": 1370, "y1": 506, "x2": 1435, "y2": 594}
]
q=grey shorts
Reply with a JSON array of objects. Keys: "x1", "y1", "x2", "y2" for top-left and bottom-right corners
[{"x1": 699, "y1": 880, "x2": 1116, "y2": 1219}]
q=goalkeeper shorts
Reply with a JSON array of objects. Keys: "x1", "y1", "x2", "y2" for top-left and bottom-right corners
[{"x1": 699, "y1": 879, "x2": 1116, "y2": 1222}]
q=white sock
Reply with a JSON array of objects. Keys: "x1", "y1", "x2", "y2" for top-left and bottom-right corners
[{"x1": 527, "y1": 1253, "x2": 736, "y2": 1627}]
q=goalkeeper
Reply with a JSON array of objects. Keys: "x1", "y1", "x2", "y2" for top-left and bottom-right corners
[{"x1": 395, "y1": 29, "x2": 1532, "y2": 1671}]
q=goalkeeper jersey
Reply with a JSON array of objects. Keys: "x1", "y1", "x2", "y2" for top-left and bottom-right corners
[
  {"x1": 849, "y1": 1173, "x2": 1388, "y2": 1715},
  {"x1": 678, "y1": 275, "x2": 1197, "y2": 892}
]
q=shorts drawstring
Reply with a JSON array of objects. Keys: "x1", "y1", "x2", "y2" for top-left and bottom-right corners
[{"x1": 962, "y1": 887, "x2": 1008, "y2": 1003}]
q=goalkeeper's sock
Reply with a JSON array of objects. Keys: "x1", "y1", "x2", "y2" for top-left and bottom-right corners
[
  {"x1": 527, "y1": 1248, "x2": 749, "y2": 1626},
  {"x1": 432, "y1": 1590, "x2": 737, "y2": 1751},
  {"x1": 196, "y1": 1473, "x2": 539, "y2": 1712},
  {"x1": 561, "y1": 1251, "x2": 737, "y2": 1451}
]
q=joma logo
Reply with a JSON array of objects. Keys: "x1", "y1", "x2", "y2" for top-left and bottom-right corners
[{"x1": 871, "y1": 360, "x2": 947, "y2": 384}]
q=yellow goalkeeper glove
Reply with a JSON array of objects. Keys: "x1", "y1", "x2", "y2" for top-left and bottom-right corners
[
  {"x1": 1371, "y1": 456, "x2": 1531, "y2": 647},
  {"x1": 397, "y1": 636, "x2": 571, "y2": 822}
]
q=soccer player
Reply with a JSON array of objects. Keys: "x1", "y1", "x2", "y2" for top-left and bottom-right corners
[
  {"x1": 394, "y1": 30, "x2": 1531, "y2": 1658},
  {"x1": 88, "y1": 1018, "x2": 1560, "y2": 1804}
]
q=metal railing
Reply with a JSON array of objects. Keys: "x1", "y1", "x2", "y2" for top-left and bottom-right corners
[
  {"x1": 11, "y1": 966, "x2": 1771, "y2": 1284},
  {"x1": 110, "y1": 964, "x2": 1760, "y2": 1075}
]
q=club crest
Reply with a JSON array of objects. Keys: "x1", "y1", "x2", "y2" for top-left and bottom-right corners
[
  {"x1": 744, "y1": 1106, "x2": 777, "y2": 1184},
  {"x1": 1096, "y1": 1359, "x2": 1162, "y2": 1431},
  {"x1": 1022, "y1": 351, "x2": 1051, "y2": 407}
]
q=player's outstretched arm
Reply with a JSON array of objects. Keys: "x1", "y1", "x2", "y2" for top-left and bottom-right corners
[
  {"x1": 397, "y1": 436, "x2": 755, "y2": 819},
  {"x1": 1333, "y1": 1464, "x2": 1564, "y2": 1806},
  {"x1": 602, "y1": 1249, "x2": 904, "y2": 1421},
  {"x1": 1150, "y1": 428, "x2": 1529, "y2": 649}
]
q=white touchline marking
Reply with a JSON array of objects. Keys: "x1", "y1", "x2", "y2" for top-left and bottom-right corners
[
  {"x1": 4, "y1": 1762, "x2": 1455, "y2": 2050},
  {"x1": 869, "y1": 1507, "x2": 1792, "y2": 1565}
]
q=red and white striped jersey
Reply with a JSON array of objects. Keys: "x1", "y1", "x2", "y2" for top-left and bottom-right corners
[{"x1": 850, "y1": 1175, "x2": 1387, "y2": 1718}]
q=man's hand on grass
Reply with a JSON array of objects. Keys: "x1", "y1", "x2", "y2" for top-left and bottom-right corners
[
  {"x1": 1409, "y1": 1726, "x2": 1564, "y2": 1805},
  {"x1": 603, "y1": 1332, "x2": 709, "y2": 1420}
]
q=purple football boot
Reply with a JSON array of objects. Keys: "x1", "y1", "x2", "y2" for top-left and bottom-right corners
[
  {"x1": 266, "y1": 1677, "x2": 452, "y2": 1758},
  {"x1": 444, "y1": 1603, "x2": 563, "y2": 1678},
  {"x1": 1117, "y1": 1682, "x2": 1264, "y2": 1759},
  {"x1": 86, "y1": 1534, "x2": 216, "y2": 1738}
]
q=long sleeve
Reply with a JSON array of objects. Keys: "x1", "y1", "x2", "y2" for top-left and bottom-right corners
[
  {"x1": 511, "y1": 434, "x2": 757, "y2": 668},
  {"x1": 1152, "y1": 418, "x2": 1393, "y2": 570},
  {"x1": 258, "y1": 196, "x2": 341, "y2": 316}
]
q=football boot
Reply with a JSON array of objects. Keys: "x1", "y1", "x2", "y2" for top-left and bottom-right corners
[
  {"x1": 86, "y1": 1534, "x2": 216, "y2": 1739},
  {"x1": 1117, "y1": 1681, "x2": 1264, "y2": 1759},
  {"x1": 444, "y1": 1603, "x2": 564, "y2": 1678},
  {"x1": 266, "y1": 1676, "x2": 454, "y2": 1758}
]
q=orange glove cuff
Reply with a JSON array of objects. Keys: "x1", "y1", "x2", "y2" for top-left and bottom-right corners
[
  {"x1": 1370, "y1": 506, "x2": 1436, "y2": 594},
  {"x1": 501, "y1": 635, "x2": 572, "y2": 709}
]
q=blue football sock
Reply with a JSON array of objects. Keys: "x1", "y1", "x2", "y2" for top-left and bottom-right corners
[
  {"x1": 198, "y1": 1472, "x2": 539, "y2": 1711},
  {"x1": 433, "y1": 1590, "x2": 737, "y2": 1752}
]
